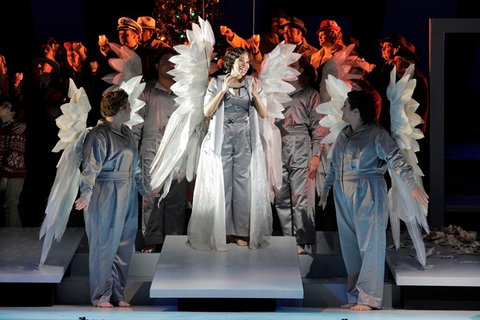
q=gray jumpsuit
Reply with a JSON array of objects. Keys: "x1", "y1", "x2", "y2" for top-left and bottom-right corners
[
  {"x1": 274, "y1": 84, "x2": 327, "y2": 245},
  {"x1": 322, "y1": 122, "x2": 417, "y2": 309},
  {"x1": 79, "y1": 122, "x2": 146, "y2": 306},
  {"x1": 132, "y1": 82, "x2": 188, "y2": 246},
  {"x1": 219, "y1": 79, "x2": 253, "y2": 237}
]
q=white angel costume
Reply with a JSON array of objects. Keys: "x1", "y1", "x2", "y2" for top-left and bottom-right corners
[
  {"x1": 188, "y1": 74, "x2": 272, "y2": 251},
  {"x1": 148, "y1": 19, "x2": 299, "y2": 252}
]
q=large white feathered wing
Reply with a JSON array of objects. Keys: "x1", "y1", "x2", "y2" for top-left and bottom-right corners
[
  {"x1": 120, "y1": 75, "x2": 146, "y2": 129},
  {"x1": 257, "y1": 42, "x2": 300, "y2": 201},
  {"x1": 386, "y1": 64, "x2": 430, "y2": 267},
  {"x1": 39, "y1": 79, "x2": 91, "y2": 266},
  {"x1": 102, "y1": 43, "x2": 143, "y2": 93},
  {"x1": 315, "y1": 75, "x2": 351, "y2": 204},
  {"x1": 149, "y1": 17, "x2": 212, "y2": 199}
]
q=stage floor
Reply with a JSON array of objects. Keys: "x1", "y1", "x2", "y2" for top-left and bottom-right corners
[
  {"x1": 0, "y1": 305, "x2": 478, "y2": 320},
  {"x1": 0, "y1": 227, "x2": 84, "y2": 283},
  {"x1": 150, "y1": 235, "x2": 304, "y2": 299},
  {"x1": 386, "y1": 241, "x2": 480, "y2": 286}
]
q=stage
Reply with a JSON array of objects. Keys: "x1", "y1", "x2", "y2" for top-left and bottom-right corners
[{"x1": 0, "y1": 228, "x2": 479, "y2": 312}]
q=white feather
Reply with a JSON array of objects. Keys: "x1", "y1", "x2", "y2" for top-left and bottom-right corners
[{"x1": 39, "y1": 79, "x2": 91, "y2": 266}]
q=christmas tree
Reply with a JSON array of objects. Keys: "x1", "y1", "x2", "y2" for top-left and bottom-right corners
[{"x1": 153, "y1": 0, "x2": 224, "y2": 46}]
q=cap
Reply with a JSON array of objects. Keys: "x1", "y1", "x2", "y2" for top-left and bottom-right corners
[
  {"x1": 280, "y1": 17, "x2": 307, "y2": 36},
  {"x1": 117, "y1": 17, "x2": 142, "y2": 35},
  {"x1": 137, "y1": 16, "x2": 157, "y2": 30},
  {"x1": 379, "y1": 33, "x2": 407, "y2": 48},
  {"x1": 394, "y1": 42, "x2": 419, "y2": 63},
  {"x1": 32, "y1": 57, "x2": 61, "y2": 75},
  {"x1": 317, "y1": 20, "x2": 341, "y2": 35}
]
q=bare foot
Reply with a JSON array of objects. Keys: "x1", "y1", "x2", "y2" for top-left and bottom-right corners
[
  {"x1": 351, "y1": 304, "x2": 373, "y2": 311},
  {"x1": 96, "y1": 302, "x2": 113, "y2": 308},
  {"x1": 297, "y1": 244, "x2": 308, "y2": 255},
  {"x1": 341, "y1": 303, "x2": 356, "y2": 309},
  {"x1": 118, "y1": 300, "x2": 131, "y2": 307},
  {"x1": 233, "y1": 237, "x2": 248, "y2": 246}
]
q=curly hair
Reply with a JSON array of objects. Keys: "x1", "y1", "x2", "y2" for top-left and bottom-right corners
[
  {"x1": 100, "y1": 89, "x2": 129, "y2": 117},
  {"x1": 323, "y1": 29, "x2": 346, "y2": 53},
  {"x1": 347, "y1": 90, "x2": 376, "y2": 124},
  {"x1": 222, "y1": 47, "x2": 249, "y2": 73}
]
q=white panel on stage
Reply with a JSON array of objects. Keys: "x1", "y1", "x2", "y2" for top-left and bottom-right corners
[
  {"x1": 386, "y1": 243, "x2": 480, "y2": 286},
  {"x1": 150, "y1": 235, "x2": 303, "y2": 299},
  {"x1": 0, "y1": 228, "x2": 84, "y2": 283}
]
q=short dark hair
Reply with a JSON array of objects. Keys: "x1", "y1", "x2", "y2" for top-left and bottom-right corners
[
  {"x1": 347, "y1": 90, "x2": 376, "y2": 124},
  {"x1": 222, "y1": 47, "x2": 249, "y2": 73},
  {"x1": 100, "y1": 89, "x2": 129, "y2": 117},
  {"x1": 155, "y1": 47, "x2": 177, "y2": 64}
]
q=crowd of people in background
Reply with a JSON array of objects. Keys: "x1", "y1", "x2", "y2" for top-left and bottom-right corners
[{"x1": 0, "y1": 8, "x2": 430, "y2": 311}]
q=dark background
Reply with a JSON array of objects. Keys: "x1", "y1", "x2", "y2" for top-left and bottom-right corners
[{"x1": 1, "y1": 0, "x2": 479, "y2": 230}]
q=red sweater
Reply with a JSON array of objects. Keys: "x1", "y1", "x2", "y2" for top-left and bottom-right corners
[{"x1": 0, "y1": 121, "x2": 27, "y2": 178}]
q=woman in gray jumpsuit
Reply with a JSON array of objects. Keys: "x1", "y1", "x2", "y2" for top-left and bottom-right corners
[
  {"x1": 319, "y1": 90, "x2": 428, "y2": 311},
  {"x1": 191, "y1": 47, "x2": 268, "y2": 248},
  {"x1": 75, "y1": 89, "x2": 147, "y2": 308}
]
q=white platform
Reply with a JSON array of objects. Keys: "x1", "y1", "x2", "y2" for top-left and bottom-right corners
[
  {"x1": 0, "y1": 227, "x2": 84, "y2": 283},
  {"x1": 150, "y1": 235, "x2": 304, "y2": 299},
  {"x1": 386, "y1": 242, "x2": 480, "y2": 286}
]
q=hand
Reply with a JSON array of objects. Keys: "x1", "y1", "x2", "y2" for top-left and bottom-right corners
[
  {"x1": 90, "y1": 61, "x2": 99, "y2": 73},
  {"x1": 13, "y1": 122, "x2": 26, "y2": 134},
  {"x1": 98, "y1": 35, "x2": 110, "y2": 56},
  {"x1": 308, "y1": 156, "x2": 320, "y2": 179},
  {"x1": 147, "y1": 189, "x2": 159, "y2": 198},
  {"x1": 75, "y1": 198, "x2": 89, "y2": 210},
  {"x1": 319, "y1": 190, "x2": 328, "y2": 208},
  {"x1": 247, "y1": 34, "x2": 261, "y2": 54},
  {"x1": 251, "y1": 77, "x2": 259, "y2": 92},
  {"x1": 411, "y1": 186, "x2": 429, "y2": 205},
  {"x1": 220, "y1": 26, "x2": 233, "y2": 38},
  {"x1": 222, "y1": 73, "x2": 236, "y2": 92},
  {"x1": 0, "y1": 177, "x2": 7, "y2": 190},
  {"x1": 12, "y1": 73, "x2": 23, "y2": 89}
]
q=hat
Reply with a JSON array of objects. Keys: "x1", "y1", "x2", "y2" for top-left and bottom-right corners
[
  {"x1": 117, "y1": 17, "x2": 142, "y2": 35},
  {"x1": 137, "y1": 16, "x2": 157, "y2": 30},
  {"x1": 280, "y1": 17, "x2": 307, "y2": 36},
  {"x1": 32, "y1": 57, "x2": 61, "y2": 75},
  {"x1": 394, "y1": 42, "x2": 419, "y2": 63},
  {"x1": 272, "y1": 9, "x2": 289, "y2": 20},
  {"x1": 379, "y1": 33, "x2": 407, "y2": 48},
  {"x1": 316, "y1": 20, "x2": 341, "y2": 35}
]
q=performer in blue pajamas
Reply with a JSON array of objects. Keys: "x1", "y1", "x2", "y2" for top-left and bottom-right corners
[
  {"x1": 75, "y1": 89, "x2": 147, "y2": 308},
  {"x1": 319, "y1": 90, "x2": 428, "y2": 311}
]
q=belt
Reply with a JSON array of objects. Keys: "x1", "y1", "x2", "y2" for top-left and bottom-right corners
[{"x1": 225, "y1": 118, "x2": 248, "y2": 124}]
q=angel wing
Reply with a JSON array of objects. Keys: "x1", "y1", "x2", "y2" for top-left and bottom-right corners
[
  {"x1": 315, "y1": 75, "x2": 351, "y2": 204},
  {"x1": 149, "y1": 17, "x2": 213, "y2": 199},
  {"x1": 120, "y1": 75, "x2": 146, "y2": 129},
  {"x1": 39, "y1": 79, "x2": 91, "y2": 266},
  {"x1": 102, "y1": 43, "x2": 143, "y2": 93},
  {"x1": 386, "y1": 64, "x2": 430, "y2": 267},
  {"x1": 257, "y1": 42, "x2": 300, "y2": 201}
]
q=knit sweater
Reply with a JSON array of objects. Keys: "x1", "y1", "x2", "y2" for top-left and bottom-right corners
[{"x1": 0, "y1": 121, "x2": 27, "y2": 178}]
